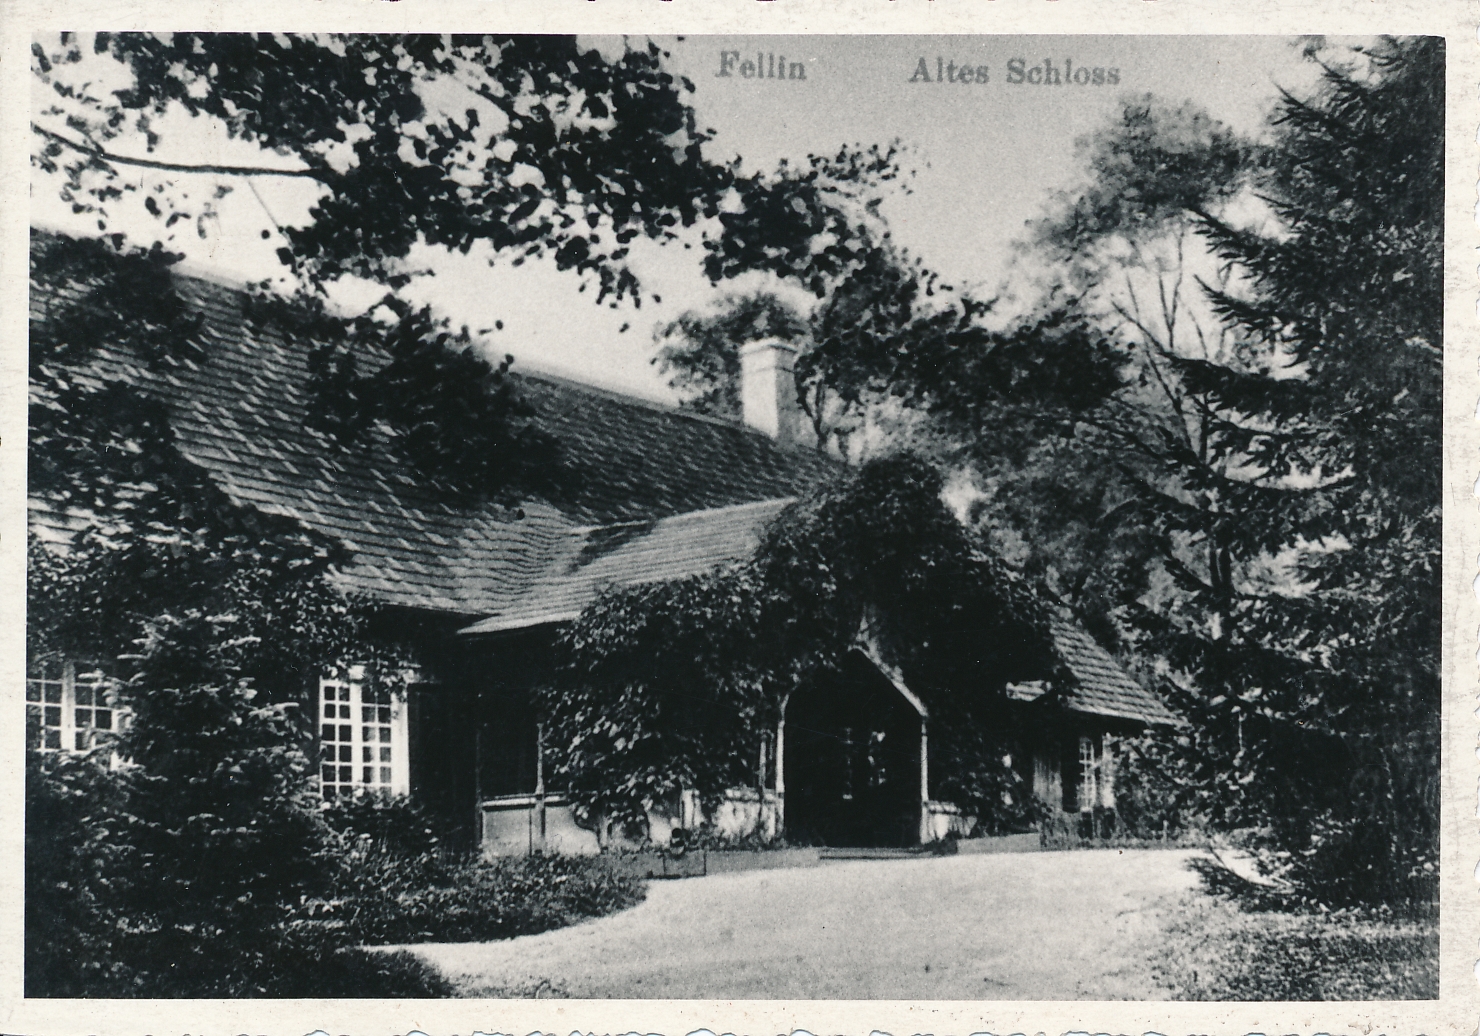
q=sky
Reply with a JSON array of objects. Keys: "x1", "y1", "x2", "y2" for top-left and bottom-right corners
[{"x1": 30, "y1": 34, "x2": 1335, "y2": 402}]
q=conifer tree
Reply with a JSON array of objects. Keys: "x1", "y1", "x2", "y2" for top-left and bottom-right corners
[{"x1": 1163, "y1": 36, "x2": 1443, "y2": 902}]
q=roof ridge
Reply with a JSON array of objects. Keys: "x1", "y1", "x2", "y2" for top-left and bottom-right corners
[
  {"x1": 517, "y1": 368, "x2": 814, "y2": 445},
  {"x1": 31, "y1": 224, "x2": 282, "y2": 297},
  {"x1": 30, "y1": 228, "x2": 828, "y2": 454}
]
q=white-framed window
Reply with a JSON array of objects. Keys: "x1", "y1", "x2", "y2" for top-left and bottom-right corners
[
  {"x1": 1077, "y1": 734, "x2": 1101, "y2": 812},
  {"x1": 317, "y1": 667, "x2": 408, "y2": 799},
  {"x1": 25, "y1": 657, "x2": 125, "y2": 752}
]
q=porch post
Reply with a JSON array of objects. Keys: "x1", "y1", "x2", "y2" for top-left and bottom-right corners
[
  {"x1": 534, "y1": 720, "x2": 547, "y2": 852},
  {"x1": 473, "y1": 694, "x2": 485, "y2": 851},
  {"x1": 774, "y1": 713, "x2": 787, "y2": 839},
  {"x1": 918, "y1": 717, "x2": 930, "y2": 845}
]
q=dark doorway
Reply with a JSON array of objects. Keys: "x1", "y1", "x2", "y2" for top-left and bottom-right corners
[
  {"x1": 783, "y1": 652, "x2": 923, "y2": 847},
  {"x1": 407, "y1": 683, "x2": 478, "y2": 846},
  {"x1": 408, "y1": 684, "x2": 540, "y2": 849}
]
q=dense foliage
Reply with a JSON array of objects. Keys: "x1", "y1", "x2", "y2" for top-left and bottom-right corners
[
  {"x1": 1169, "y1": 37, "x2": 1442, "y2": 903},
  {"x1": 545, "y1": 455, "x2": 1064, "y2": 833},
  {"x1": 655, "y1": 238, "x2": 1124, "y2": 459},
  {"x1": 33, "y1": 33, "x2": 910, "y2": 493},
  {"x1": 27, "y1": 238, "x2": 374, "y2": 993},
  {"x1": 947, "y1": 39, "x2": 1440, "y2": 905},
  {"x1": 333, "y1": 842, "x2": 646, "y2": 947},
  {"x1": 627, "y1": 38, "x2": 1442, "y2": 907},
  {"x1": 28, "y1": 743, "x2": 638, "y2": 996},
  {"x1": 36, "y1": 34, "x2": 727, "y2": 300}
]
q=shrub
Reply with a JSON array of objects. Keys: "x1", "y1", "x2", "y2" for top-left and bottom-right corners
[
  {"x1": 25, "y1": 750, "x2": 139, "y2": 996},
  {"x1": 1108, "y1": 734, "x2": 1204, "y2": 840},
  {"x1": 321, "y1": 792, "x2": 449, "y2": 857},
  {"x1": 333, "y1": 845, "x2": 646, "y2": 946},
  {"x1": 256, "y1": 946, "x2": 453, "y2": 998},
  {"x1": 315, "y1": 792, "x2": 645, "y2": 946}
]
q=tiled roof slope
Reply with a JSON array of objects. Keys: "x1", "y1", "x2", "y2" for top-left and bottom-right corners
[
  {"x1": 1049, "y1": 613, "x2": 1182, "y2": 726},
  {"x1": 28, "y1": 232, "x2": 837, "y2": 616},
  {"x1": 519, "y1": 379, "x2": 833, "y2": 526},
  {"x1": 460, "y1": 499, "x2": 1179, "y2": 728},
  {"x1": 460, "y1": 498, "x2": 793, "y2": 633}
]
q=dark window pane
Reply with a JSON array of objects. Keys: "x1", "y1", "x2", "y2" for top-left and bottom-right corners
[
  {"x1": 339, "y1": 745, "x2": 352, "y2": 762},
  {"x1": 44, "y1": 706, "x2": 60, "y2": 726},
  {"x1": 75, "y1": 685, "x2": 93, "y2": 706},
  {"x1": 379, "y1": 727, "x2": 392, "y2": 744},
  {"x1": 322, "y1": 785, "x2": 337, "y2": 800},
  {"x1": 44, "y1": 685, "x2": 61, "y2": 704},
  {"x1": 362, "y1": 767, "x2": 373, "y2": 784},
  {"x1": 362, "y1": 707, "x2": 375, "y2": 722},
  {"x1": 324, "y1": 704, "x2": 335, "y2": 719},
  {"x1": 25, "y1": 683, "x2": 40, "y2": 702},
  {"x1": 96, "y1": 710, "x2": 111, "y2": 730},
  {"x1": 322, "y1": 765, "x2": 336, "y2": 783},
  {"x1": 75, "y1": 709, "x2": 91, "y2": 728},
  {"x1": 380, "y1": 747, "x2": 392, "y2": 763},
  {"x1": 362, "y1": 747, "x2": 373, "y2": 762},
  {"x1": 44, "y1": 729, "x2": 61, "y2": 750},
  {"x1": 378, "y1": 707, "x2": 391, "y2": 724},
  {"x1": 321, "y1": 727, "x2": 335, "y2": 741},
  {"x1": 379, "y1": 767, "x2": 392, "y2": 784},
  {"x1": 339, "y1": 705, "x2": 350, "y2": 719},
  {"x1": 75, "y1": 731, "x2": 87, "y2": 751},
  {"x1": 339, "y1": 765, "x2": 352, "y2": 783},
  {"x1": 339, "y1": 725, "x2": 352, "y2": 742},
  {"x1": 362, "y1": 726, "x2": 373, "y2": 743}
]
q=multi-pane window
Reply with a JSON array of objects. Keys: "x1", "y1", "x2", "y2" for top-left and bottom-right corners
[
  {"x1": 26, "y1": 658, "x2": 121, "y2": 752},
  {"x1": 318, "y1": 670, "x2": 407, "y2": 799},
  {"x1": 26, "y1": 657, "x2": 64, "y2": 750},
  {"x1": 72, "y1": 668, "x2": 115, "y2": 749},
  {"x1": 1077, "y1": 734, "x2": 1100, "y2": 812}
]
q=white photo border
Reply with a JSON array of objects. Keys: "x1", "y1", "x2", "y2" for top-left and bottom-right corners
[{"x1": 0, "y1": 1, "x2": 1474, "y2": 1033}]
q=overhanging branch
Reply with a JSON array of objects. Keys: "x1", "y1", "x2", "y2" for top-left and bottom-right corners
[{"x1": 33, "y1": 123, "x2": 333, "y2": 182}]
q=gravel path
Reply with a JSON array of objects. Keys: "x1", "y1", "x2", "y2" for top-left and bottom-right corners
[{"x1": 403, "y1": 848, "x2": 1202, "y2": 999}]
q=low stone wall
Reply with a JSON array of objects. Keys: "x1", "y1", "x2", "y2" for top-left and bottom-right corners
[
  {"x1": 925, "y1": 799, "x2": 976, "y2": 841},
  {"x1": 707, "y1": 787, "x2": 781, "y2": 842},
  {"x1": 954, "y1": 831, "x2": 1042, "y2": 855},
  {"x1": 479, "y1": 787, "x2": 785, "y2": 858},
  {"x1": 479, "y1": 794, "x2": 600, "y2": 857},
  {"x1": 599, "y1": 847, "x2": 824, "y2": 880}
]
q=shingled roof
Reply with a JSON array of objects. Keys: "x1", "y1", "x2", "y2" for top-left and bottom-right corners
[
  {"x1": 459, "y1": 497, "x2": 1179, "y2": 727},
  {"x1": 29, "y1": 230, "x2": 1176, "y2": 728},
  {"x1": 459, "y1": 498, "x2": 792, "y2": 634},
  {"x1": 27, "y1": 231, "x2": 837, "y2": 616},
  {"x1": 1049, "y1": 613, "x2": 1182, "y2": 726}
]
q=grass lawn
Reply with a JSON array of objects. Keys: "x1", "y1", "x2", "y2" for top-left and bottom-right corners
[{"x1": 1148, "y1": 890, "x2": 1437, "y2": 1000}]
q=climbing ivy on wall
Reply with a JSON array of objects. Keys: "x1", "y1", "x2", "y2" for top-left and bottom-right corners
[{"x1": 541, "y1": 455, "x2": 1068, "y2": 836}]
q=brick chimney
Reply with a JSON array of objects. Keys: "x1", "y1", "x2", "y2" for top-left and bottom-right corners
[{"x1": 739, "y1": 339, "x2": 801, "y2": 446}]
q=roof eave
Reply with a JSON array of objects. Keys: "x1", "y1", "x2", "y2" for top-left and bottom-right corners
[{"x1": 459, "y1": 611, "x2": 581, "y2": 636}]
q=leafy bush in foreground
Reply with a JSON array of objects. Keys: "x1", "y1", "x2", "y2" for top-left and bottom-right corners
[
  {"x1": 256, "y1": 947, "x2": 453, "y2": 998},
  {"x1": 319, "y1": 792, "x2": 645, "y2": 947},
  {"x1": 334, "y1": 843, "x2": 646, "y2": 946}
]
